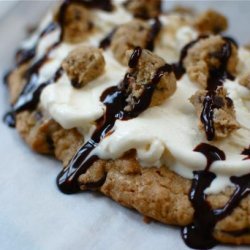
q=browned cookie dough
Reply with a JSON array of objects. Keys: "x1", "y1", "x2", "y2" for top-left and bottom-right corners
[
  {"x1": 123, "y1": 49, "x2": 176, "y2": 111},
  {"x1": 124, "y1": 0, "x2": 161, "y2": 19},
  {"x1": 194, "y1": 10, "x2": 228, "y2": 34},
  {"x1": 62, "y1": 46, "x2": 105, "y2": 88},
  {"x1": 184, "y1": 35, "x2": 238, "y2": 88},
  {"x1": 7, "y1": 64, "x2": 29, "y2": 104},
  {"x1": 54, "y1": 3, "x2": 93, "y2": 43},
  {"x1": 239, "y1": 73, "x2": 250, "y2": 89},
  {"x1": 190, "y1": 87, "x2": 240, "y2": 139},
  {"x1": 111, "y1": 19, "x2": 150, "y2": 65}
]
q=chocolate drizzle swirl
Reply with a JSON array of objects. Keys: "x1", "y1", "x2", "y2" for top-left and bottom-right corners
[
  {"x1": 183, "y1": 143, "x2": 250, "y2": 249},
  {"x1": 57, "y1": 47, "x2": 173, "y2": 193}
]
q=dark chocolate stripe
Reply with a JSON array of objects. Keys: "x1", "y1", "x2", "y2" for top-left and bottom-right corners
[{"x1": 146, "y1": 18, "x2": 162, "y2": 51}]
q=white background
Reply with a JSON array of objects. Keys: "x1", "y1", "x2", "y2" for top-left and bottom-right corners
[{"x1": 0, "y1": 1, "x2": 249, "y2": 250}]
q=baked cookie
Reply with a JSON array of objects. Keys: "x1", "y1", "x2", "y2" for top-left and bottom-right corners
[{"x1": 3, "y1": 0, "x2": 250, "y2": 249}]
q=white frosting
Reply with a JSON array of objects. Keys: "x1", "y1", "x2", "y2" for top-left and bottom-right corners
[
  {"x1": 18, "y1": 3, "x2": 250, "y2": 195},
  {"x1": 41, "y1": 51, "x2": 126, "y2": 130}
]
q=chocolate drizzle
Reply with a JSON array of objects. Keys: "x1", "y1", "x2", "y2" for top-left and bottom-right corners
[
  {"x1": 99, "y1": 17, "x2": 162, "y2": 52},
  {"x1": 201, "y1": 38, "x2": 236, "y2": 141},
  {"x1": 128, "y1": 47, "x2": 142, "y2": 68},
  {"x1": 182, "y1": 143, "x2": 225, "y2": 249},
  {"x1": 172, "y1": 36, "x2": 208, "y2": 79},
  {"x1": 3, "y1": 112, "x2": 16, "y2": 128},
  {"x1": 200, "y1": 92, "x2": 216, "y2": 141},
  {"x1": 183, "y1": 143, "x2": 250, "y2": 249},
  {"x1": 5, "y1": 41, "x2": 63, "y2": 128},
  {"x1": 146, "y1": 18, "x2": 162, "y2": 51},
  {"x1": 57, "y1": 47, "x2": 173, "y2": 194},
  {"x1": 242, "y1": 146, "x2": 250, "y2": 160},
  {"x1": 15, "y1": 22, "x2": 58, "y2": 68},
  {"x1": 99, "y1": 28, "x2": 117, "y2": 49}
]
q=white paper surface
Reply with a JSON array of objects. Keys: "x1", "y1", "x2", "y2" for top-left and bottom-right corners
[{"x1": 0, "y1": 2, "x2": 249, "y2": 250}]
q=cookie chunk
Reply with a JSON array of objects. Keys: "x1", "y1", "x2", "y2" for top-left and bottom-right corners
[
  {"x1": 62, "y1": 46, "x2": 105, "y2": 88},
  {"x1": 7, "y1": 64, "x2": 29, "y2": 104},
  {"x1": 184, "y1": 36, "x2": 238, "y2": 88},
  {"x1": 170, "y1": 5, "x2": 195, "y2": 15},
  {"x1": 190, "y1": 87, "x2": 240, "y2": 139},
  {"x1": 16, "y1": 110, "x2": 59, "y2": 154},
  {"x1": 124, "y1": 0, "x2": 161, "y2": 19},
  {"x1": 123, "y1": 49, "x2": 176, "y2": 112},
  {"x1": 111, "y1": 19, "x2": 150, "y2": 65},
  {"x1": 239, "y1": 73, "x2": 250, "y2": 89},
  {"x1": 55, "y1": 3, "x2": 93, "y2": 43},
  {"x1": 194, "y1": 10, "x2": 228, "y2": 34}
]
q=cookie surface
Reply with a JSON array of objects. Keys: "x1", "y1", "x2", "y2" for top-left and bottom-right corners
[{"x1": 4, "y1": 0, "x2": 250, "y2": 249}]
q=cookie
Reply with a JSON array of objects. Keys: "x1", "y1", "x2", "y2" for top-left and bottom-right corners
[{"x1": 4, "y1": 0, "x2": 250, "y2": 249}]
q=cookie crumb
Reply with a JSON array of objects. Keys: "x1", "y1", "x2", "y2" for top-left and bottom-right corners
[
  {"x1": 55, "y1": 3, "x2": 93, "y2": 43},
  {"x1": 170, "y1": 5, "x2": 196, "y2": 15},
  {"x1": 239, "y1": 73, "x2": 250, "y2": 89},
  {"x1": 184, "y1": 36, "x2": 238, "y2": 88},
  {"x1": 190, "y1": 87, "x2": 240, "y2": 139},
  {"x1": 124, "y1": 0, "x2": 161, "y2": 19},
  {"x1": 194, "y1": 9, "x2": 228, "y2": 34},
  {"x1": 123, "y1": 49, "x2": 176, "y2": 112},
  {"x1": 62, "y1": 46, "x2": 105, "y2": 88},
  {"x1": 111, "y1": 19, "x2": 150, "y2": 65}
]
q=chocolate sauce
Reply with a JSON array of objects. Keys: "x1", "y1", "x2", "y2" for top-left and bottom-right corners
[
  {"x1": 200, "y1": 38, "x2": 235, "y2": 141},
  {"x1": 40, "y1": 22, "x2": 58, "y2": 38},
  {"x1": 99, "y1": 28, "x2": 117, "y2": 49},
  {"x1": 3, "y1": 112, "x2": 16, "y2": 128},
  {"x1": 15, "y1": 22, "x2": 58, "y2": 68},
  {"x1": 13, "y1": 44, "x2": 61, "y2": 113},
  {"x1": 183, "y1": 143, "x2": 250, "y2": 249},
  {"x1": 242, "y1": 146, "x2": 250, "y2": 160},
  {"x1": 193, "y1": 143, "x2": 226, "y2": 170},
  {"x1": 200, "y1": 92, "x2": 216, "y2": 141},
  {"x1": 172, "y1": 36, "x2": 208, "y2": 80},
  {"x1": 57, "y1": 47, "x2": 173, "y2": 194},
  {"x1": 99, "y1": 17, "x2": 162, "y2": 51},
  {"x1": 15, "y1": 47, "x2": 36, "y2": 67},
  {"x1": 3, "y1": 71, "x2": 11, "y2": 86},
  {"x1": 57, "y1": 85, "x2": 125, "y2": 194},
  {"x1": 182, "y1": 143, "x2": 225, "y2": 249},
  {"x1": 146, "y1": 18, "x2": 162, "y2": 51},
  {"x1": 4, "y1": 65, "x2": 63, "y2": 128},
  {"x1": 128, "y1": 47, "x2": 142, "y2": 68},
  {"x1": 4, "y1": 0, "x2": 114, "y2": 127}
]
